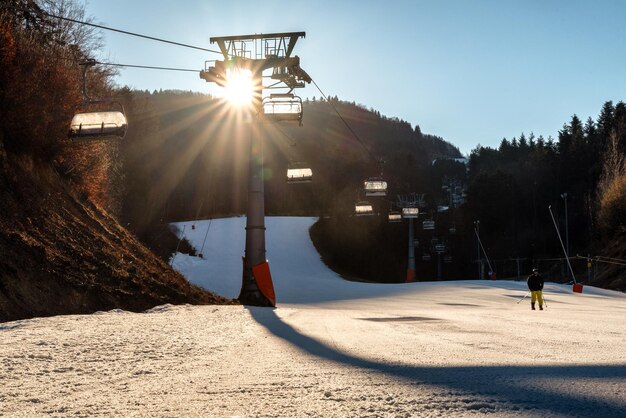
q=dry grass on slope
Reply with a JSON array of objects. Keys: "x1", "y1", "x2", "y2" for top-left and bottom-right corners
[{"x1": 0, "y1": 150, "x2": 235, "y2": 322}]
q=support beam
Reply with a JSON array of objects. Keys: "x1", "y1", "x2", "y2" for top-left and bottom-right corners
[{"x1": 406, "y1": 217, "x2": 416, "y2": 282}]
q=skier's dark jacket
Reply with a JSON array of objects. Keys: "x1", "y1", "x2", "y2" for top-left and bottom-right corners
[{"x1": 527, "y1": 273, "x2": 544, "y2": 291}]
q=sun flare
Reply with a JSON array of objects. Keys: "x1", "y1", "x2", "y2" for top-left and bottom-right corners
[{"x1": 221, "y1": 68, "x2": 254, "y2": 107}]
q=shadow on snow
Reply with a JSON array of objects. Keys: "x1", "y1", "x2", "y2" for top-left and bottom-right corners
[{"x1": 248, "y1": 307, "x2": 626, "y2": 417}]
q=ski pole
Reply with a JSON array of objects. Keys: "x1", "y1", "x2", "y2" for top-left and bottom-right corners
[{"x1": 516, "y1": 291, "x2": 530, "y2": 304}]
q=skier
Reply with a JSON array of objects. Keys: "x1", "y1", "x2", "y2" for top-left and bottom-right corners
[{"x1": 527, "y1": 268, "x2": 544, "y2": 310}]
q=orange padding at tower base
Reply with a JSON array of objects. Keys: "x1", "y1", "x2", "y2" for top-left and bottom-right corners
[
  {"x1": 252, "y1": 260, "x2": 276, "y2": 307},
  {"x1": 406, "y1": 269, "x2": 415, "y2": 283},
  {"x1": 572, "y1": 283, "x2": 584, "y2": 293}
]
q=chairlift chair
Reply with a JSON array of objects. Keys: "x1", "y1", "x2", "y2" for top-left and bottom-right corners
[
  {"x1": 443, "y1": 255, "x2": 453, "y2": 263},
  {"x1": 423, "y1": 219, "x2": 435, "y2": 230},
  {"x1": 68, "y1": 102, "x2": 128, "y2": 140},
  {"x1": 388, "y1": 211, "x2": 402, "y2": 223},
  {"x1": 402, "y1": 207, "x2": 419, "y2": 218},
  {"x1": 286, "y1": 162, "x2": 313, "y2": 184},
  {"x1": 355, "y1": 201, "x2": 374, "y2": 216},
  {"x1": 364, "y1": 159, "x2": 387, "y2": 197},
  {"x1": 363, "y1": 177, "x2": 387, "y2": 197},
  {"x1": 69, "y1": 60, "x2": 128, "y2": 140},
  {"x1": 422, "y1": 253, "x2": 431, "y2": 261},
  {"x1": 262, "y1": 94, "x2": 303, "y2": 125}
]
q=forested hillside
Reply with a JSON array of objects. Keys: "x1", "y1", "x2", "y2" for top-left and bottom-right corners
[
  {"x1": 113, "y1": 89, "x2": 467, "y2": 283},
  {"x1": 115, "y1": 91, "x2": 626, "y2": 289},
  {"x1": 464, "y1": 103, "x2": 626, "y2": 290},
  {"x1": 118, "y1": 91, "x2": 461, "y2": 237},
  {"x1": 0, "y1": 1, "x2": 230, "y2": 321}
]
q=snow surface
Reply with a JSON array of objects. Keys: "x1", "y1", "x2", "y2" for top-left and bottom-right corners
[{"x1": 2, "y1": 216, "x2": 626, "y2": 417}]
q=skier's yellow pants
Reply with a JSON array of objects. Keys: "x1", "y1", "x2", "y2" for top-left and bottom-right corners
[{"x1": 531, "y1": 290, "x2": 543, "y2": 306}]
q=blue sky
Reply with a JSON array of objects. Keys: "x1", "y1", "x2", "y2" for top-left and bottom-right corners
[{"x1": 85, "y1": 0, "x2": 626, "y2": 154}]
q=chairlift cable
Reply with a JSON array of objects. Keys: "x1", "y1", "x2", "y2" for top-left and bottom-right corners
[
  {"x1": 579, "y1": 255, "x2": 626, "y2": 267},
  {"x1": 271, "y1": 122, "x2": 298, "y2": 147},
  {"x1": 40, "y1": 10, "x2": 222, "y2": 54},
  {"x1": 95, "y1": 61, "x2": 201, "y2": 73},
  {"x1": 310, "y1": 78, "x2": 378, "y2": 162},
  {"x1": 21, "y1": 50, "x2": 200, "y2": 74},
  {"x1": 269, "y1": 124, "x2": 314, "y2": 183},
  {"x1": 593, "y1": 259, "x2": 626, "y2": 267},
  {"x1": 591, "y1": 255, "x2": 626, "y2": 263},
  {"x1": 57, "y1": 56, "x2": 201, "y2": 73}
]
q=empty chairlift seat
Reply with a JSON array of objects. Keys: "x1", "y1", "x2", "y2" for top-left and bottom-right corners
[
  {"x1": 286, "y1": 163, "x2": 313, "y2": 183},
  {"x1": 423, "y1": 219, "x2": 435, "y2": 230},
  {"x1": 402, "y1": 207, "x2": 419, "y2": 218},
  {"x1": 388, "y1": 211, "x2": 402, "y2": 223},
  {"x1": 355, "y1": 201, "x2": 374, "y2": 216},
  {"x1": 69, "y1": 60, "x2": 128, "y2": 140},
  {"x1": 363, "y1": 178, "x2": 387, "y2": 197},
  {"x1": 262, "y1": 94, "x2": 303, "y2": 124},
  {"x1": 69, "y1": 108, "x2": 128, "y2": 140}
]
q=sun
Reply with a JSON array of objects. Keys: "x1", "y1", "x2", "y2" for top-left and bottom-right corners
[{"x1": 222, "y1": 68, "x2": 254, "y2": 107}]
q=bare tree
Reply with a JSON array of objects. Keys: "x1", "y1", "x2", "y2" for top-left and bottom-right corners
[{"x1": 598, "y1": 131, "x2": 626, "y2": 199}]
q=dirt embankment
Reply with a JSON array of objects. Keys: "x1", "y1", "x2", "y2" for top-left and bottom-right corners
[{"x1": 0, "y1": 138, "x2": 234, "y2": 322}]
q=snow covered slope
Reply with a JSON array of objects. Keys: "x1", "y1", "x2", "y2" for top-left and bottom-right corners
[
  {"x1": 1, "y1": 217, "x2": 625, "y2": 417},
  {"x1": 170, "y1": 216, "x2": 417, "y2": 304}
]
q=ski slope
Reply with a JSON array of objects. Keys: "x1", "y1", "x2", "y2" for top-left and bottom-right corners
[{"x1": 1, "y1": 216, "x2": 625, "y2": 417}]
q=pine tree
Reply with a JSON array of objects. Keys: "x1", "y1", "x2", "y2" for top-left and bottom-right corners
[{"x1": 596, "y1": 101, "x2": 615, "y2": 141}]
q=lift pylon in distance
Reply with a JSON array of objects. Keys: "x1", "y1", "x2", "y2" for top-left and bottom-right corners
[
  {"x1": 397, "y1": 193, "x2": 425, "y2": 283},
  {"x1": 402, "y1": 207, "x2": 419, "y2": 218},
  {"x1": 200, "y1": 32, "x2": 311, "y2": 307}
]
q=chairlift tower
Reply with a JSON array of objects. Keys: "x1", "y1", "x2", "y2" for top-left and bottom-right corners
[
  {"x1": 434, "y1": 241, "x2": 446, "y2": 281},
  {"x1": 397, "y1": 193, "x2": 425, "y2": 282},
  {"x1": 201, "y1": 32, "x2": 311, "y2": 306}
]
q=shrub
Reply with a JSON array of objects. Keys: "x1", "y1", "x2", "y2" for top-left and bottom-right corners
[{"x1": 598, "y1": 174, "x2": 626, "y2": 233}]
